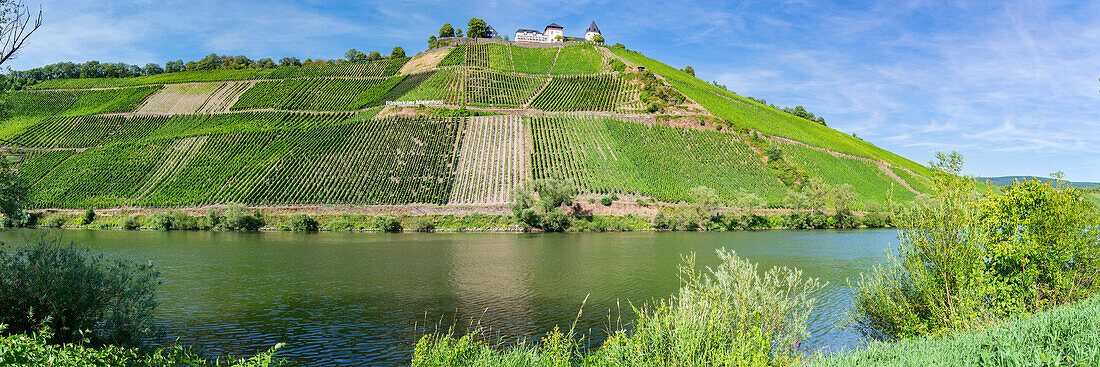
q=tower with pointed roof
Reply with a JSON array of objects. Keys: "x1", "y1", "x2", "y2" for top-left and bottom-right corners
[{"x1": 584, "y1": 21, "x2": 601, "y2": 41}]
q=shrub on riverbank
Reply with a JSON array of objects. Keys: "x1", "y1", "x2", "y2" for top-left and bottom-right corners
[
  {"x1": 285, "y1": 213, "x2": 319, "y2": 232},
  {"x1": 0, "y1": 241, "x2": 159, "y2": 346},
  {"x1": 0, "y1": 325, "x2": 287, "y2": 366},
  {"x1": 814, "y1": 293, "x2": 1100, "y2": 366},
  {"x1": 412, "y1": 250, "x2": 822, "y2": 367},
  {"x1": 852, "y1": 153, "x2": 1100, "y2": 339}
]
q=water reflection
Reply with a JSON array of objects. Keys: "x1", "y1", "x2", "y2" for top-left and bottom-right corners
[{"x1": 0, "y1": 229, "x2": 897, "y2": 366}]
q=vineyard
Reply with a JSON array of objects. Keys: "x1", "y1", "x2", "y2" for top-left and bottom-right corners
[
  {"x1": 136, "y1": 82, "x2": 223, "y2": 114},
  {"x1": 450, "y1": 116, "x2": 530, "y2": 204},
  {"x1": 230, "y1": 76, "x2": 404, "y2": 111},
  {"x1": 0, "y1": 87, "x2": 160, "y2": 117},
  {"x1": 529, "y1": 115, "x2": 787, "y2": 202},
  {"x1": 779, "y1": 142, "x2": 916, "y2": 205},
  {"x1": 529, "y1": 75, "x2": 632, "y2": 111},
  {"x1": 11, "y1": 116, "x2": 123, "y2": 148},
  {"x1": 29, "y1": 58, "x2": 409, "y2": 89},
  {"x1": 462, "y1": 69, "x2": 547, "y2": 107},
  {"x1": 0, "y1": 39, "x2": 939, "y2": 211},
  {"x1": 549, "y1": 45, "x2": 606, "y2": 74}
]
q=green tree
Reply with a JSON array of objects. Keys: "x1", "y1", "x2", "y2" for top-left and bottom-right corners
[
  {"x1": 345, "y1": 48, "x2": 367, "y2": 63},
  {"x1": 853, "y1": 152, "x2": 1100, "y2": 339},
  {"x1": 466, "y1": 18, "x2": 487, "y2": 38},
  {"x1": 367, "y1": 51, "x2": 383, "y2": 61},
  {"x1": 455, "y1": 28, "x2": 463, "y2": 37},
  {"x1": 533, "y1": 178, "x2": 577, "y2": 212},
  {"x1": 391, "y1": 46, "x2": 406, "y2": 59},
  {"x1": 689, "y1": 186, "x2": 720, "y2": 225},
  {"x1": 803, "y1": 179, "x2": 831, "y2": 212},
  {"x1": 0, "y1": 158, "x2": 28, "y2": 220},
  {"x1": 784, "y1": 190, "x2": 809, "y2": 211},
  {"x1": 81, "y1": 207, "x2": 95, "y2": 225},
  {"x1": 683, "y1": 65, "x2": 695, "y2": 76},
  {"x1": 592, "y1": 34, "x2": 604, "y2": 44},
  {"x1": 439, "y1": 23, "x2": 454, "y2": 38}
]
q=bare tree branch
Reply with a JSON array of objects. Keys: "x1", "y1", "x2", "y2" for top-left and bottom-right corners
[{"x1": 0, "y1": 0, "x2": 42, "y2": 67}]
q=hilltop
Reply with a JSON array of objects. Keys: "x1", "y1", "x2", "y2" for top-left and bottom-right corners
[
  {"x1": 979, "y1": 176, "x2": 1100, "y2": 188},
  {"x1": 0, "y1": 37, "x2": 936, "y2": 213}
]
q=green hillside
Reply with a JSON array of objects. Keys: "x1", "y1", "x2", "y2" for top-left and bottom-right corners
[{"x1": 0, "y1": 39, "x2": 936, "y2": 210}]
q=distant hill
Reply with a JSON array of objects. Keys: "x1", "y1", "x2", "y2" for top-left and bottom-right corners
[
  {"x1": 979, "y1": 176, "x2": 1100, "y2": 188},
  {"x1": 0, "y1": 37, "x2": 936, "y2": 210}
]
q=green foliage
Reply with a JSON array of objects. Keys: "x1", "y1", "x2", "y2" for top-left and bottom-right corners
[
  {"x1": 532, "y1": 178, "x2": 577, "y2": 212},
  {"x1": 683, "y1": 65, "x2": 694, "y2": 76},
  {"x1": 223, "y1": 204, "x2": 263, "y2": 231},
  {"x1": 122, "y1": 215, "x2": 141, "y2": 230},
  {"x1": 147, "y1": 212, "x2": 171, "y2": 230},
  {"x1": 600, "y1": 196, "x2": 613, "y2": 206},
  {"x1": 285, "y1": 213, "x2": 319, "y2": 232},
  {"x1": 231, "y1": 76, "x2": 404, "y2": 111},
  {"x1": 0, "y1": 241, "x2": 159, "y2": 346},
  {"x1": 412, "y1": 217, "x2": 436, "y2": 232},
  {"x1": 853, "y1": 153, "x2": 1100, "y2": 340},
  {"x1": 374, "y1": 215, "x2": 403, "y2": 232},
  {"x1": 539, "y1": 208, "x2": 571, "y2": 232},
  {"x1": 0, "y1": 326, "x2": 288, "y2": 366},
  {"x1": 814, "y1": 294, "x2": 1100, "y2": 367},
  {"x1": 530, "y1": 75, "x2": 630, "y2": 111},
  {"x1": 607, "y1": 47, "x2": 931, "y2": 176},
  {"x1": 391, "y1": 47, "x2": 406, "y2": 59},
  {"x1": 550, "y1": 45, "x2": 605, "y2": 74},
  {"x1": 439, "y1": 23, "x2": 455, "y2": 38},
  {"x1": 412, "y1": 250, "x2": 821, "y2": 367},
  {"x1": 466, "y1": 18, "x2": 487, "y2": 38},
  {"x1": 0, "y1": 87, "x2": 160, "y2": 117},
  {"x1": 81, "y1": 207, "x2": 96, "y2": 225},
  {"x1": 42, "y1": 213, "x2": 66, "y2": 228},
  {"x1": 529, "y1": 116, "x2": 786, "y2": 203}
]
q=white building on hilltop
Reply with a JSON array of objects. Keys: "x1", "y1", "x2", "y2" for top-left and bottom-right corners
[
  {"x1": 584, "y1": 21, "x2": 601, "y2": 41},
  {"x1": 514, "y1": 23, "x2": 565, "y2": 43}
]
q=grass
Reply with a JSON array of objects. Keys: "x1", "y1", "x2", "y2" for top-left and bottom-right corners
[
  {"x1": 812, "y1": 294, "x2": 1100, "y2": 366},
  {"x1": 549, "y1": 45, "x2": 605, "y2": 75},
  {"x1": 779, "y1": 142, "x2": 918, "y2": 205},
  {"x1": 607, "y1": 47, "x2": 932, "y2": 177}
]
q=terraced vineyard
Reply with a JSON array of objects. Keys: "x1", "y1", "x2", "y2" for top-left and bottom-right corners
[
  {"x1": 530, "y1": 75, "x2": 632, "y2": 111},
  {"x1": 530, "y1": 115, "x2": 788, "y2": 203},
  {"x1": 450, "y1": 116, "x2": 529, "y2": 204},
  {"x1": 0, "y1": 87, "x2": 160, "y2": 117},
  {"x1": 230, "y1": 77, "x2": 404, "y2": 111},
  {"x1": 0, "y1": 39, "x2": 937, "y2": 210},
  {"x1": 29, "y1": 58, "x2": 409, "y2": 89},
  {"x1": 778, "y1": 143, "x2": 916, "y2": 205},
  {"x1": 549, "y1": 45, "x2": 605, "y2": 74},
  {"x1": 137, "y1": 82, "x2": 224, "y2": 114},
  {"x1": 463, "y1": 69, "x2": 546, "y2": 107}
]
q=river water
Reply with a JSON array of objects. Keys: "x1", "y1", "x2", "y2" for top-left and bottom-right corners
[{"x1": 0, "y1": 229, "x2": 898, "y2": 366}]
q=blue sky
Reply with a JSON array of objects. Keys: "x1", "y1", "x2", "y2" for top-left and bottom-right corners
[{"x1": 8, "y1": 0, "x2": 1100, "y2": 181}]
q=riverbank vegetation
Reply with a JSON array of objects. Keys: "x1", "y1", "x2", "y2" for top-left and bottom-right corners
[
  {"x1": 409, "y1": 153, "x2": 1100, "y2": 366},
  {"x1": 413, "y1": 250, "x2": 822, "y2": 367},
  {"x1": 0, "y1": 240, "x2": 286, "y2": 366}
]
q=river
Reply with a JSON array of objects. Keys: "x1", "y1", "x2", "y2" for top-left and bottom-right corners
[{"x1": 0, "y1": 229, "x2": 898, "y2": 366}]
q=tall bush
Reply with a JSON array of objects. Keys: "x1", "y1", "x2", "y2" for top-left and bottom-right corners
[
  {"x1": 0, "y1": 241, "x2": 160, "y2": 347},
  {"x1": 852, "y1": 152, "x2": 1100, "y2": 340}
]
